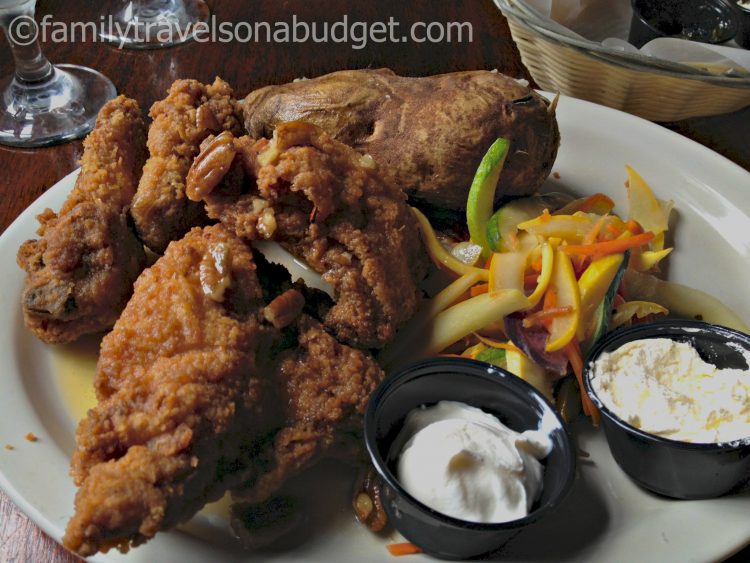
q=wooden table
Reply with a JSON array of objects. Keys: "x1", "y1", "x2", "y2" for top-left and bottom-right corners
[{"x1": 0, "y1": 1, "x2": 748, "y2": 561}]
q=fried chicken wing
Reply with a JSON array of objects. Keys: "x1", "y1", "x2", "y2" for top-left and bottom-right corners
[
  {"x1": 234, "y1": 314, "x2": 384, "y2": 505},
  {"x1": 16, "y1": 96, "x2": 147, "y2": 344},
  {"x1": 64, "y1": 225, "x2": 281, "y2": 556},
  {"x1": 130, "y1": 78, "x2": 244, "y2": 254},
  {"x1": 65, "y1": 224, "x2": 386, "y2": 556},
  {"x1": 187, "y1": 121, "x2": 428, "y2": 348}
]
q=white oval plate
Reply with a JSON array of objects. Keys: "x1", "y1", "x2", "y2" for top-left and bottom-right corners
[{"x1": 1, "y1": 95, "x2": 749, "y2": 563}]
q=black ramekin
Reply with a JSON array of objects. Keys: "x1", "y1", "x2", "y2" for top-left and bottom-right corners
[
  {"x1": 584, "y1": 319, "x2": 750, "y2": 500},
  {"x1": 364, "y1": 357, "x2": 576, "y2": 560}
]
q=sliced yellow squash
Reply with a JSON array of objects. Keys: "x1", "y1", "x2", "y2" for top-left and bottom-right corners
[
  {"x1": 610, "y1": 300, "x2": 668, "y2": 330},
  {"x1": 518, "y1": 212, "x2": 595, "y2": 244},
  {"x1": 626, "y1": 165, "x2": 671, "y2": 235},
  {"x1": 546, "y1": 249, "x2": 581, "y2": 352},
  {"x1": 630, "y1": 247, "x2": 673, "y2": 272},
  {"x1": 412, "y1": 207, "x2": 489, "y2": 280},
  {"x1": 622, "y1": 270, "x2": 750, "y2": 334},
  {"x1": 488, "y1": 250, "x2": 528, "y2": 294},
  {"x1": 577, "y1": 253, "x2": 625, "y2": 340},
  {"x1": 506, "y1": 349, "x2": 553, "y2": 401},
  {"x1": 422, "y1": 289, "x2": 530, "y2": 358},
  {"x1": 527, "y1": 242, "x2": 554, "y2": 307}
]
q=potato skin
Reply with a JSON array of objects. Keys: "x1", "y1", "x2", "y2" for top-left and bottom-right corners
[{"x1": 244, "y1": 69, "x2": 559, "y2": 211}]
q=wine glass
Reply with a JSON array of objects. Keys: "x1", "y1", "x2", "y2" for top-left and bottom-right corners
[
  {"x1": 98, "y1": 0, "x2": 210, "y2": 49},
  {"x1": 0, "y1": 0, "x2": 117, "y2": 147}
]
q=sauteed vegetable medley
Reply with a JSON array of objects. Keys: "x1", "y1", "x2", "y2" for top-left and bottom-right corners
[{"x1": 382, "y1": 139, "x2": 749, "y2": 423}]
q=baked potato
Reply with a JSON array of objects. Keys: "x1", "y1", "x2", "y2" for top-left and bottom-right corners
[{"x1": 243, "y1": 68, "x2": 559, "y2": 210}]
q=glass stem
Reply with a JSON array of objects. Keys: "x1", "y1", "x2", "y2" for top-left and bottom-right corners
[
  {"x1": 134, "y1": 0, "x2": 178, "y2": 17},
  {"x1": 0, "y1": 0, "x2": 53, "y2": 84}
]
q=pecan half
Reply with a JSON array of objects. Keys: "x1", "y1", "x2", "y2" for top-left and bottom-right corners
[
  {"x1": 199, "y1": 242, "x2": 232, "y2": 302},
  {"x1": 263, "y1": 288, "x2": 305, "y2": 329},
  {"x1": 353, "y1": 466, "x2": 388, "y2": 533},
  {"x1": 195, "y1": 104, "x2": 222, "y2": 132},
  {"x1": 186, "y1": 130, "x2": 237, "y2": 201}
]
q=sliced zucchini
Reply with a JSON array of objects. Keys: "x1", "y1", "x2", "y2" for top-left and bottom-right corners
[
  {"x1": 475, "y1": 346, "x2": 507, "y2": 369},
  {"x1": 589, "y1": 249, "x2": 630, "y2": 346},
  {"x1": 466, "y1": 138, "x2": 510, "y2": 256}
]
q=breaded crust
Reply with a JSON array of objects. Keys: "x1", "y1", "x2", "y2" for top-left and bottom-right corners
[
  {"x1": 233, "y1": 315, "x2": 384, "y2": 504},
  {"x1": 189, "y1": 121, "x2": 428, "y2": 348},
  {"x1": 16, "y1": 96, "x2": 147, "y2": 344},
  {"x1": 131, "y1": 78, "x2": 244, "y2": 253},
  {"x1": 65, "y1": 225, "x2": 279, "y2": 556}
]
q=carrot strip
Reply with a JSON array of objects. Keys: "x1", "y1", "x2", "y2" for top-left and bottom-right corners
[
  {"x1": 625, "y1": 219, "x2": 642, "y2": 235},
  {"x1": 583, "y1": 214, "x2": 609, "y2": 246},
  {"x1": 543, "y1": 288, "x2": 557, "y2": 310},
  {"x1": 387, "y1": 543, "x2": 424, "y2": 556},
  {"x1": 537, "y1": 287, "x2": 558, "y2": 330},
  {"x1": 563, "y1": 341, "x2": 588, "y2": 416},
  {"x1": 562, "y1": 232, "x2": 654, "y2": 257},
  {"x1": 578, "y1": 193, "x2": 615, "y2": 214},
  {"x1": 573, "y1": 214, "x2": 609, "y2": 270},
  {"x1": 531, "y1": 256, "x2": 543, "y2": 272},
  {"x1": 564, "y1": 340, "x2": 600, "y2": 425},
  {"x1": 571, "y1": 253, "x2": 583, "y2": 275},
  {"x1": 470, "y1": 283, "x2": 489, "y2": 297},
  {"x1": 473, "y1": 332, "x2": 523, "y2": 353},
  {"x1": 522, "y1": 306, "x2": 573, "y2": 328},
  {"x1": 461, "y1": 343, "x2": 486, "y2": 359},
  {"x1": 605, "y1": 223, "x2": 623, "y2": 237}
]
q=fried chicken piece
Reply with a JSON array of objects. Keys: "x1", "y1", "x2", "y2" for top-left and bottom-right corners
[
  {"x1": 187, "y1": 121, "x2": 428, "y2": 348},
  {"x1": 16, "y1": 96, "x2": 147, "y2": 344},
  {"x1": 131, "y1": 78, "x2": 244, "y2": 253},
  {"x1": 64, "y1": 225, "x2": 282, "y2": 556},
  {"x1": 233, "y1": 314, "x2": 384, "y2": 505},
  {"x1": 222, "y1": 255, "x2": 385, "y2": 542}
]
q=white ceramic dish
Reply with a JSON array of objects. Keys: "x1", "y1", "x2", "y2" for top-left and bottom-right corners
[{"x1": 1, "y1": 95, "x2": 749, "y2": 562}]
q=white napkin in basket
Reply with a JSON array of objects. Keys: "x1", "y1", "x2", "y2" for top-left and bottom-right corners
[{"x1": 519, "y1": 0, "x2": 750, "y2": 75}]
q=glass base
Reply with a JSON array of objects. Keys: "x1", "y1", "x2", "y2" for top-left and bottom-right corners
[
  {"x1": 99, "y1": 0, "x2": 210, "y2": 49},
  {"x1": 0, "y1": 64, "x2": 117, "y2": 148}
]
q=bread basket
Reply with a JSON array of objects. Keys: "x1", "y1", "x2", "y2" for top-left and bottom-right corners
[{"x1": 495, "y1": 0, "x2": 750, "y2": 121}]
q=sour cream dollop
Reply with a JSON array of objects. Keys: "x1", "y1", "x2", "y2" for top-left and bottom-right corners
[
  {"x1": 396, "y1": 401, "x2": 550, "y2": 524},
  {"x1": 590, "y1": 338, "x2": 750, "y2": 443}
]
